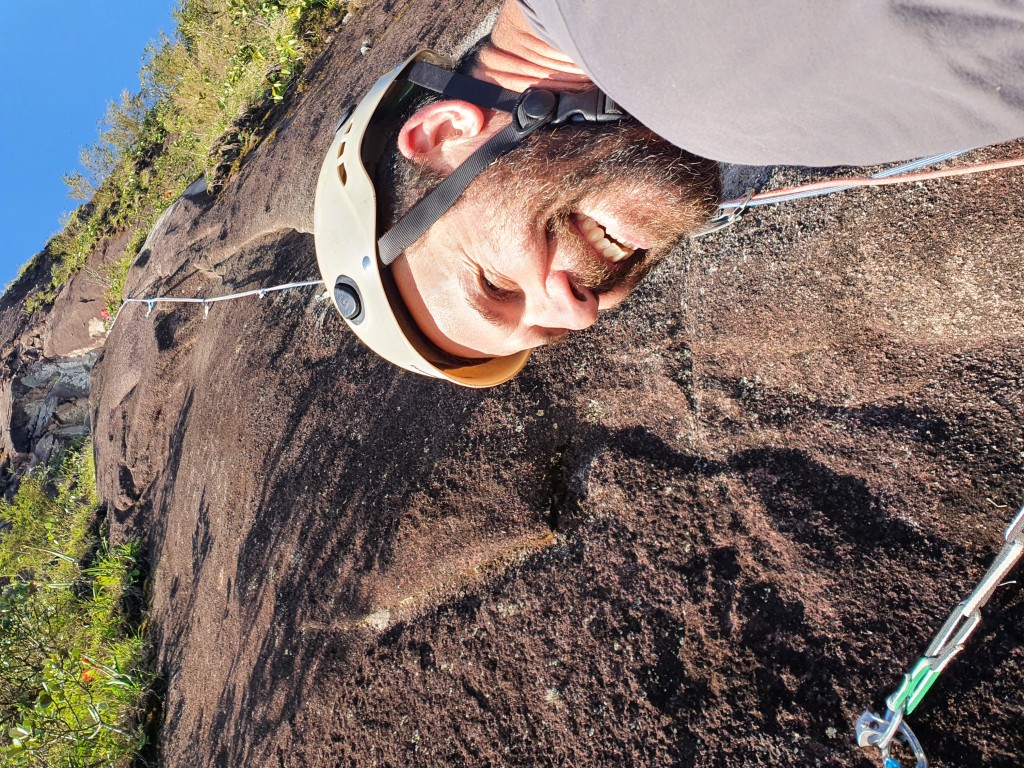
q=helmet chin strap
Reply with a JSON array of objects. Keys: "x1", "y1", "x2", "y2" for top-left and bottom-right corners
[{"x1": 376, "y1": 62, "x2": 626, "y2": 266}]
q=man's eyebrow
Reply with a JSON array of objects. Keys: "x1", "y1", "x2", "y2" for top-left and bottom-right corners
[{"x1": 539, "y1": 328, "x2": 570, "y2": 345}]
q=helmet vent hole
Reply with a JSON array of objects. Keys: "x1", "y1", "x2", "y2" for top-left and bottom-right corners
[{"x1": 337, "y1": 161, "x2": 348, "y2": 186}]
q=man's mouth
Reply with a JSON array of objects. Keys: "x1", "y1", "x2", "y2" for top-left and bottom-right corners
[{"x1": 571, "y1": 212, "x2": 642, "y2": 263}]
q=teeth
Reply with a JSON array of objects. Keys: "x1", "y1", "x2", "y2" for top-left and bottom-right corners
[
  {"x1": 573, "y1": 212, "x2": 636, "y2": 263},
  {"x1": 602, "y1": 242, "x2": 627, "y2": 261}
]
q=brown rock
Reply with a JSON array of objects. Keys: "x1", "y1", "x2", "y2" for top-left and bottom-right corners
[{"x1": 41, "y1": 229, "x2": 131, "y2": 358}]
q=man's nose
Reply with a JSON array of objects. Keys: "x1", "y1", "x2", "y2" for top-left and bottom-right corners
[{"x1": 523, "y1": 271, "x2": 599, "y2": 330}]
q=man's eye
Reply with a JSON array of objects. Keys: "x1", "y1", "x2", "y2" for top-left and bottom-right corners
[{"x1": 480, "y1": 273, "x2": 514, "y2": 301}]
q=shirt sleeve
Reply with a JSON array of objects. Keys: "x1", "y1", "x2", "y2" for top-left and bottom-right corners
[{"x1": 514, "y1": 0, "x2": 1024, "y2": 166}]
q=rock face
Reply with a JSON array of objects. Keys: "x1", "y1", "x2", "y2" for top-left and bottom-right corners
[
  {"x1": 1, "y1": 352, "x2": 98, "y2": 456},
  {"x1": 77, "y1": 1, "x2": 1024, "y2": 767},
  {"x1": 0, "y1": 229, "x2": 116, "y2": 490},
  {"x1": 40, "y1": 229, "x2": 130, "y2": 358}
]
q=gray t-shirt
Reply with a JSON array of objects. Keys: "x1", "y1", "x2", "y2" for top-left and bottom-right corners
[{"x1": 516, "y1": 0, "x2": 1024, "y2": 166}]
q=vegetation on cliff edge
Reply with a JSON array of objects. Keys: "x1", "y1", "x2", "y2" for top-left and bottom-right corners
[
  {"x1": 20, "y1": 0, "x2": 345, "y2": 317},
  {"x1": 0, "y1": 443, "x2": 155, "y2": 767}
]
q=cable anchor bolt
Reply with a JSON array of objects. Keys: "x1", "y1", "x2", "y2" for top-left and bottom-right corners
[{"x1": 691, "y1": 188, "x2": 755, "y2": 238}]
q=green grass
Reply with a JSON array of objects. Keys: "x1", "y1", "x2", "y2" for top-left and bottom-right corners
[
  {"x1": 104, "y1": 230, "x2": 149, "y2": 320},
  {"x1": 0, "y1": 443, "x2": 156, "y2": 767},
  {"x1": 20, "y1": 0, "x2": 345, "y2": 315}
]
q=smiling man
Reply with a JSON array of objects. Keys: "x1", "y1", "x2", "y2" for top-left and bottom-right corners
[
  {"x1": 315, "y1": 0, "x2": 1024, "y2": 386},
  {"x1": 390, "y1": 117, "x2": 720, "y2": 359},
  {"x1": 377, "y1": 2, "x2": 720, "y2": 363}
]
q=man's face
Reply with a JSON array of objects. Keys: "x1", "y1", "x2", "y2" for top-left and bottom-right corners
[{"x1": 393, "y1": 120, "x2": 719, "y2": 359}]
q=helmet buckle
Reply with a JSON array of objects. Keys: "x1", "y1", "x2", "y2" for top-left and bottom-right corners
[{"x1": 553, "y1": 88, "x2": 625, "y2": 125}]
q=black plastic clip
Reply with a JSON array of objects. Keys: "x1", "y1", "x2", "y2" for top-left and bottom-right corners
[
  {"x1": 553, "y1": 88, "x2": 625, "y2": 125},
  {"x1": 514, "y1": 87, "x2": 626, "y2": 134}
]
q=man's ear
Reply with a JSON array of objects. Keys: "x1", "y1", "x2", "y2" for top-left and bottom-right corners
[{"x1": 398, "y1": 100, "x2": 501, "y2": 175}]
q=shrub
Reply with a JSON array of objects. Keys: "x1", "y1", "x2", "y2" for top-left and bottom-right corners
[{"x1": 0, "y1": 443, "x2": 155, "y2": 767}]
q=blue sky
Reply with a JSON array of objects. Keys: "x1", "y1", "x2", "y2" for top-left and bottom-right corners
[{"x1": 0, "y1": 1, "x2": 177, "y2": 291}]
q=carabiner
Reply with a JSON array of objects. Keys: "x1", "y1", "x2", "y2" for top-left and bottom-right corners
[{"x1": 856, "y1": 709, "x2": 928, "y2": 768}]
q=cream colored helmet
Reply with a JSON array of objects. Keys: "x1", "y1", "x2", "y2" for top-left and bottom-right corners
[
  {"x1": 313, "y1": 51, "x2": 530, "y2": 388},
  {"x1": 314, "y1": 50, "x2": 624, "y2": 387}
]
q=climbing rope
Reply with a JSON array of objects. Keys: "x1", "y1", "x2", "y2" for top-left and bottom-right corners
[
  {"x1": 694, "y1": 150, "x2": 1024, "y2": 236},
  {"x1": 856, "y1": 504, "x2": 1024, "y2": 768},
  {"x1": 109, "y1": 279, "x2": 325, "y2": 330}
]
